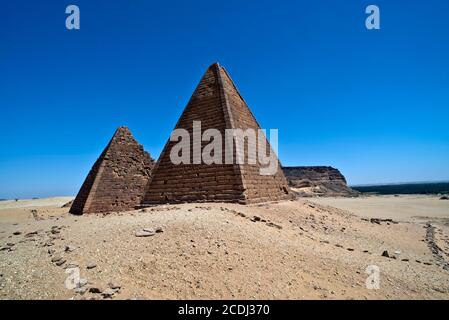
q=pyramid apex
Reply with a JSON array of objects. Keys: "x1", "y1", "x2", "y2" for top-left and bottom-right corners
[
  {"x1": 116, "y1": 125, "x2": 130, "y2": 131},
  {"x1": 208, "y1": 62, "x2": 220, "y2": 70},
  {"x1": 113, "y1": 126, "x2": 132, "y2": 136}
]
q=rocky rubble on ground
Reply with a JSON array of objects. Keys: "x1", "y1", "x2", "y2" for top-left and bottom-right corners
[{"x1": 1, "y1": 198, "x2": 449, "y2": 299}]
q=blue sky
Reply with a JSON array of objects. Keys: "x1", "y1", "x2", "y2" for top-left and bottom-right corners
[{"x1": 1, "y1": 0, "x2": 448, "y2": 198}]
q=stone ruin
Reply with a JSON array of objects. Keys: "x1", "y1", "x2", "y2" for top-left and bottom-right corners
[
  {"x1": 71, "y1": 63, "x2": 293, "y2": 214},
  {"x1": 141, "y1": 63, "x2": 292, "y2": 205},
  {"x1": 70, "y1": 126, "x2": 155, "y2": 215}
]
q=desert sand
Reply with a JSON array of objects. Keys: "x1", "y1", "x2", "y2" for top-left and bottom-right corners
[
  {"x1": 0, "y1": 195, "x2": 448, "y2": 300},
  {"x1": 310, "y1": 195, "x2": 449, "y2": 222}
]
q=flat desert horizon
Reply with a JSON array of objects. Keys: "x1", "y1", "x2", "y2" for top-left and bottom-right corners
[{"x1": 1, "y1": 194, "x2": 448, "y2": 299}]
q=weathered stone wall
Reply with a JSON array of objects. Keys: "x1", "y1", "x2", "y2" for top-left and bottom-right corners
[
  {"x1": 142, "y1": 63, "x2": 292, "y2": 205},
  {"x1": 70, "y1": 127, "x2": 154, "y2": 214},
  {"x1": 142, "y1": 65, "x2": 244, "y2": 204},
  {"x1": 219, "y1": 67, "x2": 291, "y2": 203}
]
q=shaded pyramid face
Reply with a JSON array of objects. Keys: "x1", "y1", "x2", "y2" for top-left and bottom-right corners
[
  {"x1": 142, "y1": 63, "x2": 292, "y2": 204},
  {"x1": 70, "y1": 126, "x2": 155, "y2": 214}
]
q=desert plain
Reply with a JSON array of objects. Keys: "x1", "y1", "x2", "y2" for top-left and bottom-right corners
[{"x1": 0, "y1": 195, "x2": 448, "y2": 299}]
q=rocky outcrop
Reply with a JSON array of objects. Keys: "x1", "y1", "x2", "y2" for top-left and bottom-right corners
[{"x1": 282, "y1": 166, "x2": 359, "y2": 197}]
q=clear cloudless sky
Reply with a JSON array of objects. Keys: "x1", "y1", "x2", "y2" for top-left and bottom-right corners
[{"x1": 1, "y1": 0, "x2": 448, "y2": 199}]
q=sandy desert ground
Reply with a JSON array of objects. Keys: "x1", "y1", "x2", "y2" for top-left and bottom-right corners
[
  {"x1": 0, "y1": 195, "x2": 449, "y2": 300},
  {"x1": 310, "y1": 195, "x2": 449, "y2": 221}
]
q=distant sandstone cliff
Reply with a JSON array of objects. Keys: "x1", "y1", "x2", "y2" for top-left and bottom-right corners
[{"x1": 282, "y1": 166, "x2": 359, "y2": 197}]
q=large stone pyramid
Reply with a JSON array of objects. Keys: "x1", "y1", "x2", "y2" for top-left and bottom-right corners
[
  {"x1": 142, "y1": 63, "x2": 292, "y2": 204},
  {"x1": 70, "y1": 126, "x2": 155, "y2": 214}
]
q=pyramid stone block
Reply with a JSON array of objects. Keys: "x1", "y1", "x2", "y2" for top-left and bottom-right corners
[
  {"x1": 70, "y1": 126, "x2": 155, "y2": 214},
  {"x1": 142, "y1": 63, "x2": 292, "y2": 204}
]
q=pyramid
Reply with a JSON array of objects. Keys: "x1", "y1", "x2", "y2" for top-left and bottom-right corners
[
  {"x1": 70, "y1": 126, "x2": 155, "y2": 214},
  {"x1": 142, "y1": 63, "x2": 292, "y2": 205}
]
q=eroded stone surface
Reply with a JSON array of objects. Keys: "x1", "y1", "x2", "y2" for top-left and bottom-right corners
[
  {"x1": 142, "y1": 63, "x2": 292, "y2": 205},
  {"x1": 282, "y1": 166, "x2": 359, "y2": 197},
  {"x1": 70, "y1": 127, "x2": 155, "y2": 215}
]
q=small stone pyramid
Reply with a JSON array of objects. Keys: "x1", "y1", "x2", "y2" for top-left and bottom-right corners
[
  {"x1": 142, "y1": 63, "x2": 292, "y2": 204},
  {"x1": 70, "y1": 126, "x2": 155, "y2": 214}
]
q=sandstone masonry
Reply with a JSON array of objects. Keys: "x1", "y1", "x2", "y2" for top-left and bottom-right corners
[
  {"x1": 70, "y1": 126, "x2": 155, "y2": 214},
  {"x1": 141, "y1": 63, "x2": 292, "y2": 205}
]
